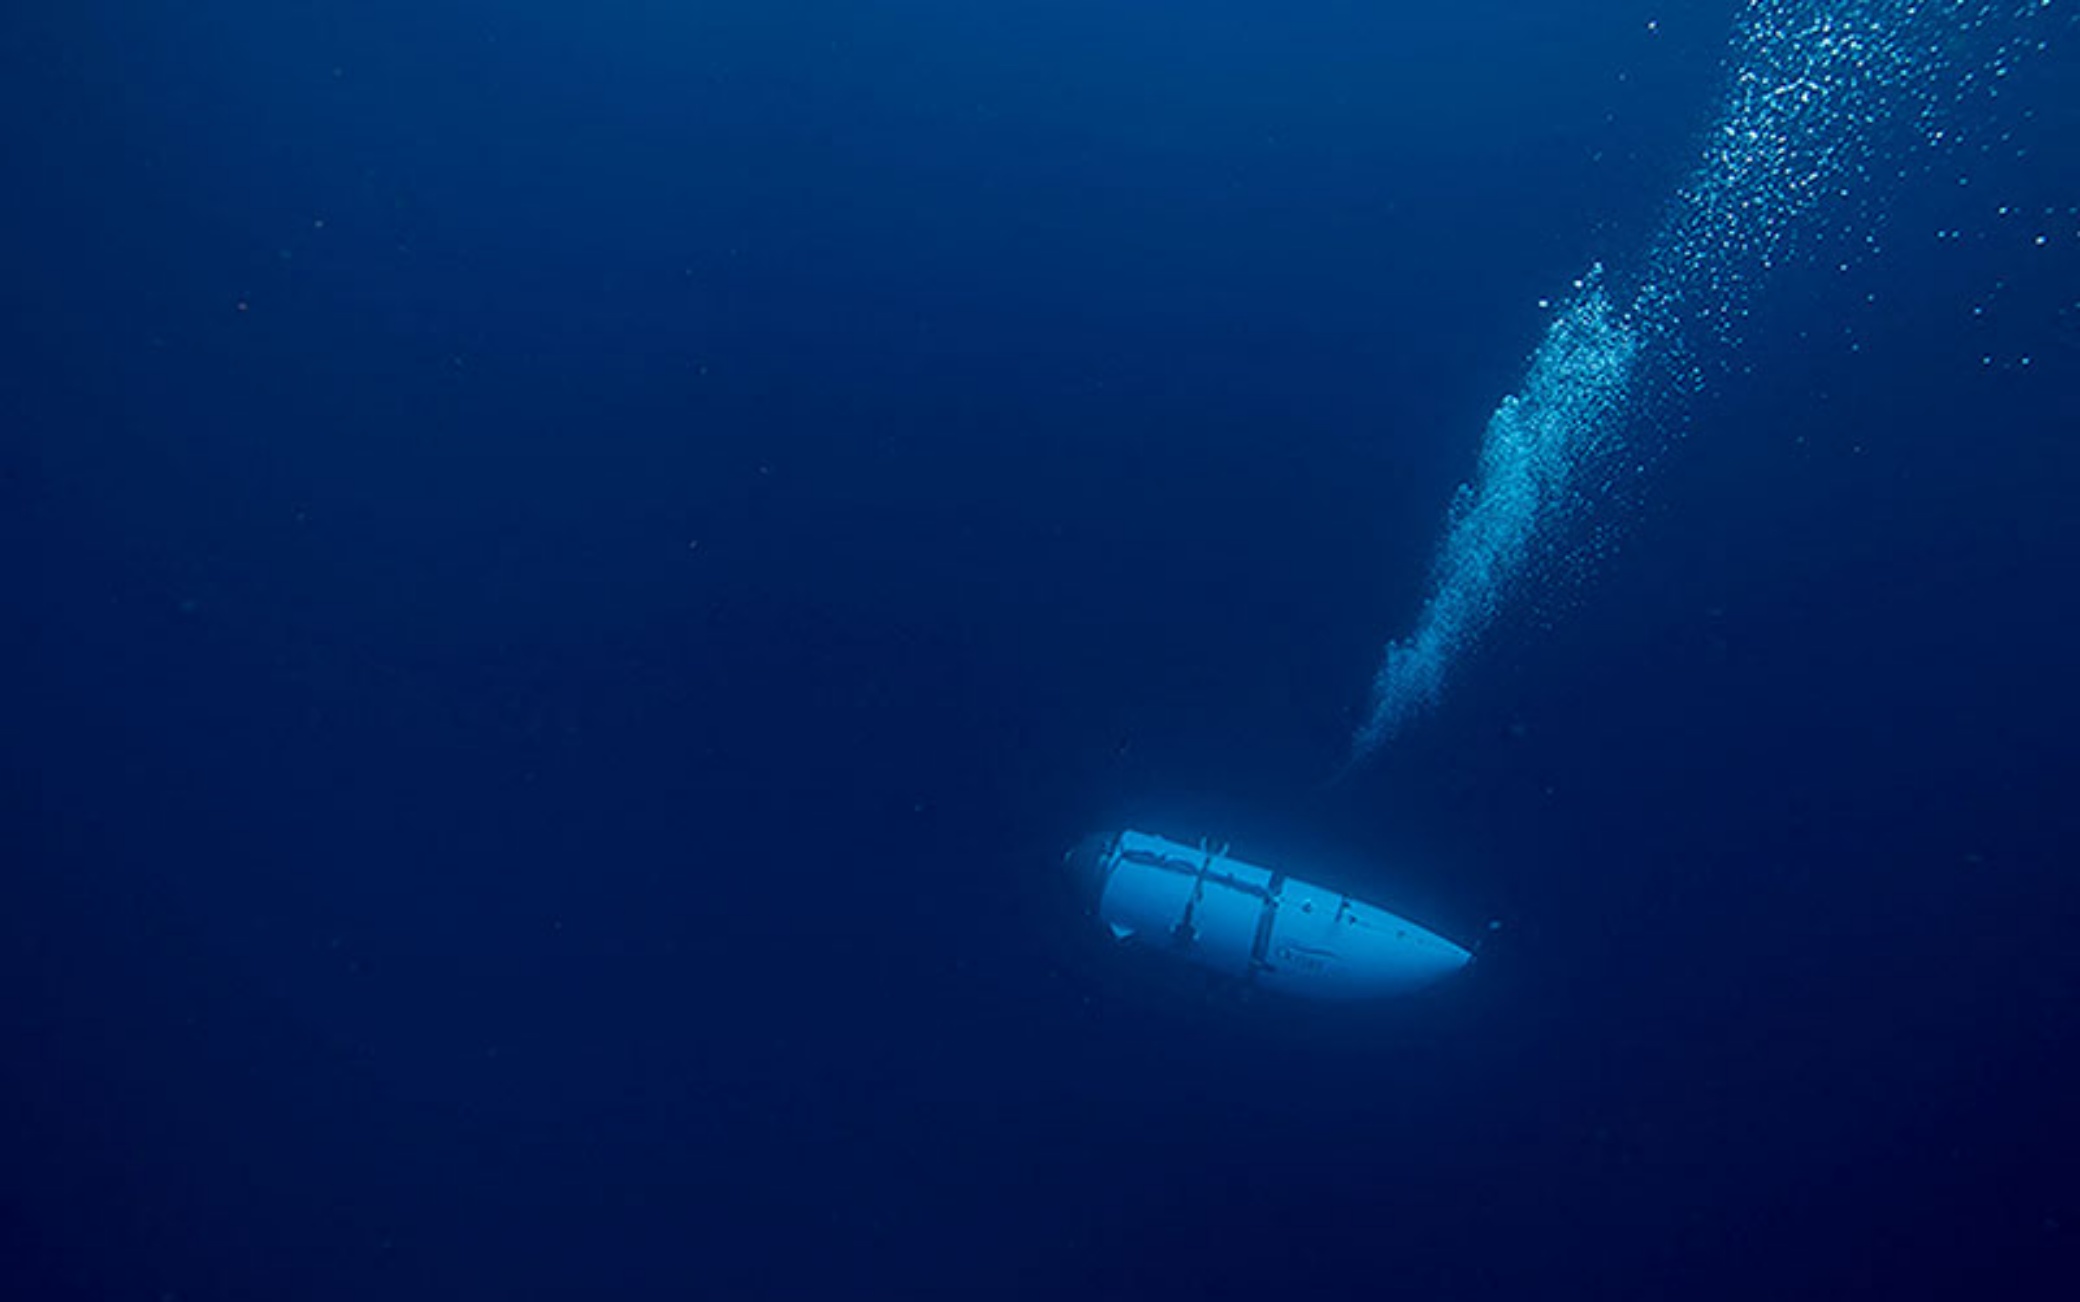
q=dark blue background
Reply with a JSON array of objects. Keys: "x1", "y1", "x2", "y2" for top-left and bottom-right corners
[{"x1": 5, "y1": 3, "x2": 2077, "y2": 1297}]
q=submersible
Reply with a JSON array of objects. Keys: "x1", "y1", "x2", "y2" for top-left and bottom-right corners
[{"x1": 1066, "y1": 829, "x2": 1472, "y2": 998}]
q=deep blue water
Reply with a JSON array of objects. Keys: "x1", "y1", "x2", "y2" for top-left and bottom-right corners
[{"x1": 6, "y1": 3, "x2": 2078, "y2": 1298}]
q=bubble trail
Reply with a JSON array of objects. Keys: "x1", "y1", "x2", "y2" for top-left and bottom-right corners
[
  {"x1": 1347, "y1": 0, "x2": 2055, "y2": 766},
  {"x1": 1351, "y1": 276, "x2": 1639, "y2": 760}
]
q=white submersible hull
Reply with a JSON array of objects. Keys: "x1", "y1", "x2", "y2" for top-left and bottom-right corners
[{"x1": 1066, "y1": 829, "x2": 1472, "y2": 998}]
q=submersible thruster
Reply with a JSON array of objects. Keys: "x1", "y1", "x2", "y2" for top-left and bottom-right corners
[{"x1": 1066, "y1": 829, "x2": 1472, "y2": 998}]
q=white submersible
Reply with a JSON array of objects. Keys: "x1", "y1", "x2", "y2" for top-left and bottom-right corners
[{"x1": 1066, "y1": 830, "x2": 1472, "y2": 999}]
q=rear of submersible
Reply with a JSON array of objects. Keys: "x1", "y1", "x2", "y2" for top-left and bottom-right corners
[{"x1": 1066, "y1": 829, "x2": 1472, "y2": 999}]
